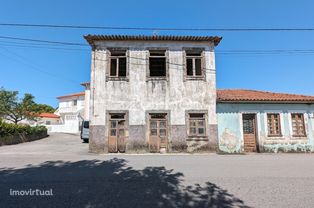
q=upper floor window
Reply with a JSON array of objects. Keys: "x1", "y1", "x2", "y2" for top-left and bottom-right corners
[
  {"x1": 186, "y1": 50, "x2": 203, "y2": 78},
  {"x1": 267, "y1": 113, "x2": 282, "y2": 137},
  {"x1": 109, "y1": 50, "x2": 127, "y2": 77},
  {"x1": 188, "y1": 113, "x2": 206, "y2": 137},
  {"x1": 73, "y1": 100, "x2": 77, "y2": 106},
  {"x1": 149, "y1": 50, "x2": 166, "y2": 77},
  {"x1": 291, "y1": 113, "x2": 306, "y2": 137}
]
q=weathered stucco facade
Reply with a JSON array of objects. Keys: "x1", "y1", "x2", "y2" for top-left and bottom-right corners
[
  {"x1": 217, "y1": 103, "x2": 314, "y2": 153},
  {"x1": 85, "y1": 35, "x2": 221, "y2": 153}
]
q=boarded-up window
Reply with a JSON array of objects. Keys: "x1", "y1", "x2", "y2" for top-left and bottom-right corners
[
  {"x1": 109, "y1": 50, "x2": 127, "y2": 77},
  {"x1": 267, "y1": 113, "x2": 281, "y2": 136},
  {"x1": 291, "y1": 113, "x2": 306, "y2": 137},
  {"x1": 186, "y1": 50, "x2": 203, "y2": 77},
  {"x1": 149, "y1": 50, "x2": 166, "y2": 77},
  {"x1": 188, "y1": 113, "x2": 206, "y2": 136}
]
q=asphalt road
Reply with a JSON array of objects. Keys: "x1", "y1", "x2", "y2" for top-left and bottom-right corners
[{"x1": 1, "y1": 133, "x2": 314, "y2": 208}]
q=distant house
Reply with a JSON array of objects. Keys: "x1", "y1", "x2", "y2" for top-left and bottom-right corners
[
  {"x1": 48, "y1": 92, "x2": 85, "y2": 133},
  {"x1": 37, "y1": 113, "x2": 60, "y2": 125},
  {"x1": 217, "y1": 89, "x2": 314, "y2": 153},
  {"x1": 48, "y1": 83, "x2": 90, "y2": 134}
]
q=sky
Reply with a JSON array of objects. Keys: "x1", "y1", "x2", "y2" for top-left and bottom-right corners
[{"x1": 0, "y1": 0, "x2": 314, "y2": 107}]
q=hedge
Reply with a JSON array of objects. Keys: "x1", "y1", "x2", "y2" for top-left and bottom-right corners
[{"x1": 0, "y1": 119, "x2": 48, "y2": 145}]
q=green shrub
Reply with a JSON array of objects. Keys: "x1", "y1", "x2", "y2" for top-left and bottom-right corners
[{"x1": 0, "y1": 119, "x2": 47, "y2": 138}]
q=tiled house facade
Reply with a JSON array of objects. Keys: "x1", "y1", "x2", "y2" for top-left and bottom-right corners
[{"x1": 217, "y1": 90, "x2": 314, "y2": 153}]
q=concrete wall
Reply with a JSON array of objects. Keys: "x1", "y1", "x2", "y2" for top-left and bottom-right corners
[
  {"x1": 217, "y1": 103, "x2": 314, "y2": 153},
  {"x1": 47, "y1": 119, "x2": 80, "y2": 134},
  {"x1": 84, "y1": 87, "x2": 90, "y2": 120},
  {"x1": 89, "y1": 40, "x2": 218, "y2": 153}
]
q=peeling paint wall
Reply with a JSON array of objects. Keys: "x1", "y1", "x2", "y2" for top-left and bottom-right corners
[
  {"x1": 89, "y1": 40, "x2": 218, "y2": 153},
  {"x1": 217, "y1": 103, "x2": 314, "y2": 153}
]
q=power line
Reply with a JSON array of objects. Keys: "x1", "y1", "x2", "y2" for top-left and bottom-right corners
[
  {"x1": 0, "y1": 46, "x2": 81, "y2": 84},
  {"x1": 0, "y1": 35, "x2": 88, "y2": 46},
  {"x1": 1, "y1": 23, "x2": 314, "y2": 31},
  {"x1": 1, "y1": 35, "x2": 314, "y2": 55}
]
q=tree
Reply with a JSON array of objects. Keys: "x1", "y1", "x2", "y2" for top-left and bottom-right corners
[
  {"x1": 0, "y1": 88, "x2": 37, "y2": 124},
  {"x1": 32, "y1": 104, "x2": 55, "y2": 114}
]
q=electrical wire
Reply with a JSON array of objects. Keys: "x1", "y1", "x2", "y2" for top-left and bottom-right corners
[{"x1": 1, "y1": 23, "x2": 314, "y2": 31}]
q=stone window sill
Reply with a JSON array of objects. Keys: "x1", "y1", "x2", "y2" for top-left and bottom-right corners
[
  {"x1": 106, "y1": 77, "x2": 129, "y2": 82},
  {"x1": 185, "y1": 76, "x2": 205, "y2": 81},
  {"x1": 146, "y1": 77, "x2": 168, "y2": 81}
]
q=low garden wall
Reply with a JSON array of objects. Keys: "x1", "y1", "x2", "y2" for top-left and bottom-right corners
[{"x1": 0, "y1": 120, "x2": 48, "y2": 146}]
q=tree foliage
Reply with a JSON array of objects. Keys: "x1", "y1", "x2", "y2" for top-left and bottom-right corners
[
  {"x1": 32, "y1": 104, "x2": 55, "y2": 114},
  {"x1": 0, "y1": 87, "x2": 55, "y2": 124}
]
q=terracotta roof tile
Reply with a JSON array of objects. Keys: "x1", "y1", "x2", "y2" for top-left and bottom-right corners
[
  {"x1": 217, "y1": 89, "x2": 314, "y2": 104},
  {"x1": 57, "y1": 92, "x2": 85, "y2": 99},
  {"x1": 39, "y1": 113, "x2": 60, "y2": 119},
  {"x1": 84, "y1": 35, "x2": 222, "y2": 46}
]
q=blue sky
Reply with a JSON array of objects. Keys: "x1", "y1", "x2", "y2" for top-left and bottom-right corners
[{"x1": 0, "y1": 0, "x2": 314, "y2": 107}]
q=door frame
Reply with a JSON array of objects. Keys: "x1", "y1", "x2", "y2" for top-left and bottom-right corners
[
  {"x1": 240, "y1": 111, "x2": 260, "y2": 153},
  {"x1": 145, "y1": 110, "x2": 171, "y2": 153},
  {"x1": 106, "y1": 110, "x2": 129, "y2": 153}
]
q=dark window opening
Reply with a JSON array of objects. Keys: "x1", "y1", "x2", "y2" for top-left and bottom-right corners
[
  {"x1": 186, "y1": 59, "x2": 193, "y2": 76},
  {"x1": 150, "y1": 113, "x2": 167, "y2": 119},
  {"x1": 110, "y1": 50, "x2": 127, "y2": 77},
  {"x1": 186, "y1": 50, "x2": 203, "y2": 77},
  {"x1": 110, "y1": 113, "x2": 125, "y2": 119},
  {"x1": 189, "y1": 113, "x2": 205, "y2": 118},
  {"x1": 195, "y1": 59, "x2": 202, "y2": 75},
  {"x1": 149, "y1": 50, "x2": 166, "y2": 77},
  {"x1": 83, "y1": 121, "x2": 89, "y2": 129}
]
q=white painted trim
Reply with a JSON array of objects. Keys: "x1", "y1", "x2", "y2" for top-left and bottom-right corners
[{"x1": 263, "y1": 110, "x2": 285, "y2": 138}]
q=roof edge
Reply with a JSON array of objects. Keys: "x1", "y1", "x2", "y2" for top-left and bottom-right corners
[{"x1": 84, "y1": 35, "x2": 222, "y2": 46}]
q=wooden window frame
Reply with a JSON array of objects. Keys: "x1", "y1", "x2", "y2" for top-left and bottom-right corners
[
  {"x1": 267, "y1": 113, "x2": 282, "y2": 137},
  {"x1": 187, "y1": 112, "x2": 207, "y2": 138},
  {"x1": 149, "y1": 114, "x2": 167, "y2": 137},
  {"x1": 184, "y1": 48, "x2": 205, "y2": 81},
  {"x1": 107, "y1": 49, "x2": 129, "y2": 81},
  {"x1": 291, "y1": 113, "x2": 306, "y2": 137}
]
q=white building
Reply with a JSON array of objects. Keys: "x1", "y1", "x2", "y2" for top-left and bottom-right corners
[{"x1": 48, "y1": 83, "x2": 90, "y2": 133}]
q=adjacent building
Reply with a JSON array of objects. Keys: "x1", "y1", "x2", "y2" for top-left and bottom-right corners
[
  {"x1": 84, "y1": 35, "x2": 222, "y2": 153},
  {"x1": 217, "y1": 89, "x2": 314, "y2": 153}
]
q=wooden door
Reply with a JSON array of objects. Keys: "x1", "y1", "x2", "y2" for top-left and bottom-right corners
[
  {"x1": 108, "y1": 114, "x2": 126, "y2": 153},
  {"x1": 242, "y1": 114, "x2": 258, "y2": 152},
  {"x1": 108, "y1": 120, "x2": 118, "y2": 153},
  {"x1": 117, "y1": 120, "x2": 126, "y2": 153},
  {"x1": 149, "y1": 114, "x2": 167, "y2": 153}
]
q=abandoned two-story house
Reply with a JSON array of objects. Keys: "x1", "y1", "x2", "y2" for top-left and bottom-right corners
[{"x1": 84, "y1": 35, "x2": 222, "y2": 153}]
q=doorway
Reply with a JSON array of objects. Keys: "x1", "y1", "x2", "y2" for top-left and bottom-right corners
[
  {"x1": 108, "y1": 113, "x2": 127, "y2": 153},
  {"x1": 148, "y1": 113, "x2": 168, "y2": 153},
  {"x1": 242, "y1": 113, "x2": 258, "y2": 152}
]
